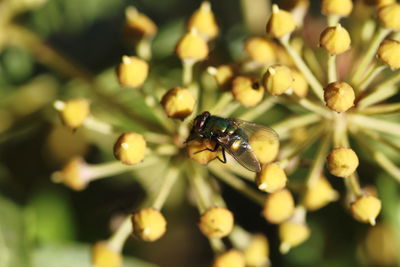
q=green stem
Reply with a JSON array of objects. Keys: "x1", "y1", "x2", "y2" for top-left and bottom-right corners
[
  {"x1": 357, "y1": 85, "x2": 397, "y2": 109},
  {"x1": 108, "y1": 216, "x2": 132, "y2": 252},
  {"x1": 280, "y1": 36, "x2": 324, "y2": 101},
  {"x1": 357, "y1": 64, "x2": 386, "y2": 92},
  {"x1": 187, "y1": 164, "x2": 214, "y2": 212},
  {"x1": 327, "y1": 54, "x2": 337, "y2": 83},
  {"x1": 358, "y1": 103, "x2": 400, "y2": 115},
  {"x1": 183, "y1": 60, "x2": 195, "y2": 87},
  {"x1": 210, "y1": 93, "x2": 234, "y2": 115},
  {"x1": 297, "y1": 98, "x2": 332, "y2": 118},
  {"x1": 152, "y1": 166, "x2": 180, "y2": 210},
  {"x1": 327, "y1": 15, "x2": 340, "y2": 27},
  {"x1": 306, "y1": 131, "x2": 331, "y2": 188},
  {"x1": 271, "y1": 113, "x2": 321, "y2": 137},
  {"x1": 136, "y1": 38, "x2": 152, "y2": 61},
  {"x1": 351, "y1": 27, "x2": 391, "y2": 85},
  {"x1": 349, "y1": 114, "x2": 400, "y2": 137},
  {"x1": 238, "y1": 97, "x2": 275, "y2": 121}
]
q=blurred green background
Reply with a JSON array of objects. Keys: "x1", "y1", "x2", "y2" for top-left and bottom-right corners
[{"x1": 1, "y1": 0, "x2": 400, "y2": 266}]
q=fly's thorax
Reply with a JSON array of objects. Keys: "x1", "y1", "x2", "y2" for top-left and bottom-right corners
[{"x1": 203, "y1": 116, "x2": 232, "y2": 137}]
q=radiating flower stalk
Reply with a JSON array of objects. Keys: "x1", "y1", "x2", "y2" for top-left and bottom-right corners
[{"x1": 34, "y1": 0, "x2": 400, "y2": 265}]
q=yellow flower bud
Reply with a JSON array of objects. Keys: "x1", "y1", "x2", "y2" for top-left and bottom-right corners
[
  {"x1": 304, "y1": 176, "x2": 339, "y2": 211},
  {"x1": 263, "y1": 65, "x2": 293, "y2": 96},
  {"x1": 116, "y1": 56, "x2": 149, "y2": 88},
  {"x1": 321, "y1": 0, "x2": 353, "y2": 16},
  {"x1": 199, "y1": 207, "x2": 234, "y2": 238},
  {"x1": 207, "y1": 65, "x2": 234, "y2": 91},
  {"x1": 244, "y1": 234, "x2": 270, "y2": 267},
  {"x1": 262, "y1": 189, "x2": 295, "y2": 224},
  {"x1": 187, "y1": 1, "x2": 219, "y2": 40},
  {"x1": 378, "y1": 3, "x2": 400, "y2": 31},
  {"x1": 249, "y1": 129, "x2": 280, "y2": 164},
  {"x1": 266, "y1": 5, "x2": 296, "y2": 38},
  {"x1": 54, "y1": 98, "x2": 90, "y2": 130},
  {"x1": 323, "y1": 81, "x2": 355, "y2": 112},
  {"x1": 114, "y1": 132, "x2": 146, "y2": 165},
  {"x1": 244, "y1": 37, "x2": 276, "y2": 64},
  {"x1": 320, "y1": 24, "x2": 351, "y2": 55},
  {"x1": 231, "y1": 76, "x2": 264, "y2": 107},
  {"x1": 327, "y1": 147, "x2": 359, "y2": 178},
  {"x1": 51, "y1": 157, "x2": 88, "y2": 191},
  {"x1": 291, "y1": 69, "x2": 308, "y2": 98},
  {"x1": 350, "y1": 195, "x2": 382, "y2": 225},
  {"x1": 131, "y1": 208, "x2": 167, "y2": 241},
  {"x1": 279, "y1": 221, "x2": 310, "y2": 254},
  {"x1": 377, "y1": 39, "x2": 400, "y2": 69},
  {"x1": 213, "y1": 250, "x2": 246, "y2": 267},
  {"x1": 92, "y1": 241, "x2": 122, "y2": 267},
  {"x1": 125, "y1": 7, "x2": 157, "y2": 38},
  {"x1": 186, "y1": 138, "x2": 220, "y2": 164},
  {"x1": 256, "y1": 163, "x2": 287, "y2": 193},
  {"x1": 176, "y1": 28, "x2": 209, "y2": 61},
  {"x1": 364, "y1": 224, "x2": 398, "y2": 266},
  {"x1": 161, "y1": 87, "x2": 196, "y2": 120}
]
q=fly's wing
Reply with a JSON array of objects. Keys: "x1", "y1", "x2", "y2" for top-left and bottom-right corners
[{"x1": 219, "y1": 134, "x2": 262, "y2": 172}]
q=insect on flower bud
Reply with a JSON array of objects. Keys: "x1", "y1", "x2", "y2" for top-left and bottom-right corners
[
  {"x1": 131, "y1": 208, "x2": 167, "y2": 241},
  {"x1": 114, "y1": 132, "x2": 146, "y2": 165},
  {"x1": 378, "y1": 3, "x2": 400, "y2": 31},
  {"x1": 350, "y1": 195, "x2": 382, "y2": 225},
  {"x1": 207, "y1": 65, "x2": 234, "y2": 91},
  {"x1": 266, "y1": 5, "x2": 296, "y2": 38},
  {"x1": 327, "y1": 147, "x2": 359, "y2": 178},
  {"x1": 244, "y1": 37, "x2": 276, "y2": 64},
  {"x1": 256, "y1": 163, "x2": 287, "y2": 193},
  {"x1": 231, "y1": 76, "x2": 264, "y2": 107},
  {"x1": 377, "y1": 39, "x2": 400, "y2": 69},
  {"x1": 199, "y1": 207, "x2": 234, "y2": 238},
  {"x1": 187, "y1": 1, "x2": 219, "y2": 40},
  {"x1": 279, "y1": 221, "x2": 310, "y2": 254},
  {"x1": 244, "y1": 234, "x2": 270, "y2": 267},
  {"x1": 186, "y1": 138, "x2": 220, "y2": 164},
  {"x1": 213, "y1": 250, "x2": 246, "y2": 267},
  {"x1": 116, "y1": 56, "x2": 149, "y2": 88},
  {"x1": 125, "y1": 6, "x2": 157, "y2": 38},
  {"x1": 51, "y1": 157, "x2": 89, "y2": 191},
  {"x1": 320, "y1": 24, "x2": 351, "y2": 55},
  {"x1": 291, "y1": 69, "x2": 308, "y2": 98},
  {"x1": 54, "y1": 98, "x2": 90, "y2": 130},
  {"x1": 249, "y1": 129, "x2": 280, "y2": 165},
  {"x1": 262, "y1": 189, "x2": 295, "y2": 224},
  {"x1": 321, "y1": 0, "x2": 353, "y2": 16},
  {"x1": 304, "y1": 176, "x2": 339, "y2": 211},
  {"x1": 323, "y1": 81, "x2": 355, "y2": 112},
  {"x1": 92, "y1": 241, "x2": 122, "y2": 267},
  {"x1": 263, "y1": 65, "x2": 293, "y2": 96},
  {"x1": 176, "y1": 28, "x2": 209, "y2": 61},
  {"x1": 161, "y1": 87, "x2": 196, "y2": 120}
]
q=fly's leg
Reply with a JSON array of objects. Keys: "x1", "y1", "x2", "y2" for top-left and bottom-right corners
[
  {"x1": 194, "y1": 143, "x2": 227, "y2": 164},
  {"x1": 216, "y1": 148, "x2": 227, "y2": 163}
]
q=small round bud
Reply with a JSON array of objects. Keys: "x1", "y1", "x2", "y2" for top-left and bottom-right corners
[
  {"x1": 320, "y1": 24, "x2": 351, "y2": 55},
  {"x1": 291, "y1": 69, "x2": 308, "y2": 98},
  {"x1": 263, "y1": 65, "x2": 293, "y2": 96},
  {"x1": 266, "y1": 5, "x2": 296, "y2": 38},
  {"x1": 51, "y1": 157, "x2": 89, "y2": 191},
  {"x1": 378, "y1": 3, "x2": 400, "y2": 31},
  {"x1": 213, "y1": 250, "x2": 246, "y2": 267},
  {"x1": 54, "y1": 98, "x2": 90, "y2": 130},
  {"x1": 161, "y1": 87, "x2": 196, "y2": 120},
  {"x1": 207, "y1": 65, "x2": 234, "y2": 91},
  {"x1": 186, "y1": 138, "x2": 219, "y2": 164},
  {"x1": 321, "y1": 0, "x2": 353, "y2": 16},
  {"x1": 116, "y1": 56, "x2": 149, "y2": 88},
  {"x1": 262, "y1": 189, "x2": 295, "y2": 224},
  {"x1": 131, "y1": 208, "x2": 167, "y2": 241},
  {"x1": 350, "y1": 195, "x2": 382, "y2": 225},
  {"x1": 249, "y1": 129, "x2": 280, "y2": 164},
  {"x1": 364, "y1": 224, "x2": 398, "y2": 266},
  {"x1": 279, "y1": 221, "x2": 310, "y2": 254},
  {"x1": 231, "y1": 76, "x2": 264, "y2": 107},
  {"x1": 256, "y1": 163, "x2": 287, "y2": 193},
  {"x1": 114, "y1": 132, "x2": 146, "y2": 165},
  {"x1": 244, "y1": 234, "x2": 270, "y2": 267},
  {"x1": 304, "y1": 176, "x2": 339, "y2": 211},
  {"x1": 125, "y1": 7, "x2": 157, "y2": 38},
  {"x1": 323, "y1": 81, "x2": 355, "y2": 112},
  {"x1": 176, "y1": 28, "x2": 209, "y2": 61},
  {"x1": 92, "y1": 241, "x2": 122, "y2": 267},
  {"x1": 187, "y1": 1, "x2": 219, "y2": 40},
  {"x1": 244, "y1": 37, "x2": 276, "y2": 64},
  {"x1": 199, "y1": 207, "x2": 234, "y2": 238},
  {"x1": 377, "y1": 39, "x2": 400, "y2": 69},
  {"x1": 327, "y1": 147, "x2": 359, "y2": 178}
]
